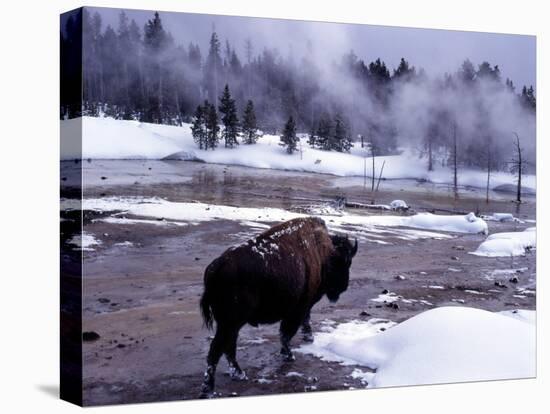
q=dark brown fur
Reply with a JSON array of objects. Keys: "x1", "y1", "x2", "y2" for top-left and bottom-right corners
[{"x1": 199, "y1": 217, "x2": 358, "y2": 398}]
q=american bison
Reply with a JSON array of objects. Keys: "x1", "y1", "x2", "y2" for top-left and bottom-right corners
[{"x1": 199, "y1": 217, "x2": 358, "y2": 398}]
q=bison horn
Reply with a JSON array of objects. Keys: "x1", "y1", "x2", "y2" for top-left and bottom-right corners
[{"x1": 352, "y1": 238, "x2": 358, "y2": 256}]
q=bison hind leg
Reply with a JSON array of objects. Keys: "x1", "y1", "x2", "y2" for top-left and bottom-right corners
[
  {"x1": 279, "y1": 317, "x2": 302, "y2": 362},
  {"x1": 225, "y1": 325, "x2": 247, "y2": 381},
  {"x1": 301, "y1": 311, "x2": 314, "y2": 343},
  {"x1": 199, "y1": 365, "x2": 218, "y2": 399},
  {"x1": 200, "y1": 323, "x2": 237, "y2": 399}
]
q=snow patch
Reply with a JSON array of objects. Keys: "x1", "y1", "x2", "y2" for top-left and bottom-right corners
[
  {"x1": 285, "y1": 372, "x2": 304, "y2": 378},
  {"x1": 481, "y1": 213, "x2": 521, "y2": 223},
  {"x1": 299, "y1": 307, "x2": 535, "y2": 388},
  {"x1": 66, "y1": 232, "x2": 101, "y2": 251},
  {"x1": 62, "y1": 197, "x2": 487, "y2": 237},
  {"x1": 371, "y1": 293, "x2": 400, "y2": 303},
  {"x1": 407, "y1": 212, "x2": 487, "y2": 234},
  {"x1": 471, "y1": 227, "x2": 536, "y2": 257},
  {"x1": 114, "y1": 241, "x2": 134, "y2": 247},
  {"x1": 101, "y1": 216, "x2": 188, "y2": 227},
  {"x1": 297, "y1": 319, "x2": 396, "y2": 366},
  {"x1": 390, "y1": 200, "x2": 408, "y2": 210}
]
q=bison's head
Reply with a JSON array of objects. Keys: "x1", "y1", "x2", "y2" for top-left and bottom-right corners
[{"x1": 325, "y1": 235, "x2": 358, "y2": 302}]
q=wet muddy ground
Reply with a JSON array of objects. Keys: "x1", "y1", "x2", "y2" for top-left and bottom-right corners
[{"x1": 60, "y1": 160, "x2": 536, "y2": 406}]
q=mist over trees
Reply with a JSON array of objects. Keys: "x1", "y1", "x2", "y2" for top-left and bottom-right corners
[{"x1": 60, "y1": 10, "x2": 536, "y2": 172}]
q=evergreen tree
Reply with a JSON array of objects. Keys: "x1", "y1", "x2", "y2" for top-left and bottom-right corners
[
  {"x1": 457, "y1": 59, "x2": 476, "y2": 84},
  {"x1": 142, "y1": 12, "x2": 168, "y2": 123},
  {"x1": 73, "y1": 15, "x2": 536, "y2": 172},
  {"x1": 368, "y1": 58, "x2": 391, "y2": 105},
  {"x1": 241, "y1": 100, "x2": 259, "y2": 144},
  {"x1": 143, "y1": 12, "x2": 166, "y2": 51},
  {"x1": 307, "y1": 124, "x2": 318, "y2": 148},
  {"x1": 219, "y1": 84, "x2": 240, "y2": 148},
  {"x1": 204, "y1": 101, "x2": 220, "y2": 150},
  {"x1": 393, "y1": 57, "x2": 416, "y2": 81},
  {"x1": 204, "y1": 31, "x2": 222, "y2": 103},
  {"x1": 333, "y1": 116, "x2": 352, "y2": 152},
  {"x1": 316, "y1": 114, "x2": 332, "y2": 151},
  {"x1": 188, "y1": 43, "x2": 202, "y2": 70},
  {"x1": 191, "y1": 104, "x2": 207, "y2": 149},
  {"x1": 505, "y1": 78, "x2": 516, "y2": 93},
  {"x1": 476, "y1": 61, "x2": 500, "y2": 82},
  {"x1": 369, "y1": 58, "x2": 391, "y2": 83},
  {"x1": 279, "y1": 116, "x2": 298, "y2": 154},
  {"x1": 521, "y1": 85, "x2": 536, "y2": 110}
]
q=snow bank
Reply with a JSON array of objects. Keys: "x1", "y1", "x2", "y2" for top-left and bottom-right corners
[
  {"x1": 299, "y1": 307, "x2": 535, "y2": 388},
  {"x1": 471, "y1": 227, "x2": 536, "y2": 257},
  {"x1": 61, "y1": 196, "x2": 487, "y2": 235},
  {"x1": 61, "y1": 117, "x2": 536, "y2": 192},
  {"x1": 406, "y1": 212, "x2": 487, "y2": 234},
  {"x1": 321, "y1": 211, "x2": 486, "y2": 235},
  {"x1": 63, "y1": 196, "x2": 303, "y2": 226},
  {"x1": 61, "y1": 117, "x2": 186, "y2": 160}
]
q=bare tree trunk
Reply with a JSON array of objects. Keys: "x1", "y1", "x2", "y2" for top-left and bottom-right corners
[
  {"x1": 99, "y1": 61, "x2": 105, "y2": 104},
  {"x1": 214, "y1": 59, "x2": 219, "y2": 103},
  {"x1": 310, "y1": 102, "x2": 315, "y2": 133},
  {"x1": 124, "y1": 62, "x2": 130, "y2": 110},
  {"x1": 376, "y1": 160, "x2": 386, "y2": 192},
  {"x1": 371, "y1": 145, "x2": 376, "y2": 193},
  {"x1": 138, "y1": 53, "x2": 146, "y2": 118},
  {"x1": 428, "y1": 138, "x2": 433, "y2": 171},
  {"x1": 158, "y1": 67, "x2": 164, "y2": 123},
  {"x1": 174, "y1": 87, "x2": 181, "y2": 125},
  {"x1": 363, "y1": 156, "x2": 367, "y2": 192},
  {"x1": 513, "y1": 132, "x2": 523, "y2": 203},
  {"x1": 485, "y1": 159, "x2": 491, "y2": 204},
  {"x1": 452, "y1": 122, "x2": 458, "y2": 198},
  {"x1": 485, "y1": 137, "x2": 491, "y2": 203}
]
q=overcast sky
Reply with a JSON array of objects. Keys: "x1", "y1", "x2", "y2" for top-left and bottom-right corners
[{"x1": 86, "y1": 6, "x2": 536, "y2": 90}]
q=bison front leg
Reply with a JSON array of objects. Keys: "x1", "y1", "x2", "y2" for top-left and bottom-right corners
[
  {"x1": 279, "y1": 317, "x2": 301, "y2": 362},
  {"x1": 301, "y1": 310, "x2": 314, "y2": 343}
]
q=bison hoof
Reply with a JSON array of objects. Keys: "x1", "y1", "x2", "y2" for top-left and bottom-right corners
[
  {"x1": 229, "y1": 368, "x2": 248, "y2": 381},
  {"x1": 199, "y1": 388, "x2": 216, "y2": 399},
  {"x1": 302, "y1": 332, "x2": 314, "y2": 343},
  {"x1": 199, "y1": 375, "x2": 216, "y2": 399},
  {"x1": 280, "y1": 350, "x2": 296, "y2": 362}
]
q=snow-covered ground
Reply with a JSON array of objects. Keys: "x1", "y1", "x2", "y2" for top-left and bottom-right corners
[
  {"x1": 61, "y1": 117, "x2": 536, "y2": 192},
  {"x1": 61, "y1": 196, "x2": 488, "y2": 237},
  {"x1": 298, "y1": 307, "x2": 535, "y2": 388},
  {"x1": 471, "y1": 227, "x2": 536, "y2": 257}
]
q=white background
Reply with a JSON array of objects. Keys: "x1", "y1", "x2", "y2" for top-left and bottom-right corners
[{"x1": 0, "y1": 0, "x2": 547, "y2": 412}]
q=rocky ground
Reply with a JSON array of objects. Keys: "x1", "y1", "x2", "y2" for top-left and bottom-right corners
[{"x1": 60, "y1": 160, "x2": 536, "y2": 406}]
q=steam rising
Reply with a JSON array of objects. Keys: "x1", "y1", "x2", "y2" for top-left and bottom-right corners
[{"x1": 62, "y1": 7, "x2": 536, "y2": 170}]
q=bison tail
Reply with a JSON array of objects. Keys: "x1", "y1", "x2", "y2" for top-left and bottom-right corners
[{"x1": 200, "y1": 292, "x2": 214, "y2": 330}]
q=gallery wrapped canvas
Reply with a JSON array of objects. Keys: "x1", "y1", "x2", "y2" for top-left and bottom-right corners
[{"x1": 60, "y1": 6, "x2": 536, "y2": 406}]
